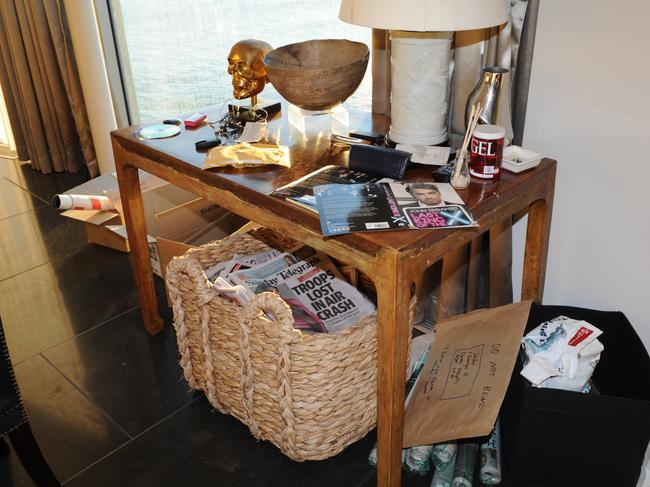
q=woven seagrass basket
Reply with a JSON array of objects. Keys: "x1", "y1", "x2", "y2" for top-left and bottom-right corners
[{"x1": 166, "y1": 228, "x2": 387, "y2": 461}]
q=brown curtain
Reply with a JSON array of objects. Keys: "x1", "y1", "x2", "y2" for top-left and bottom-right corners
[{"x1": 0, "y1": 0, "x2": 97, "y2": 176}]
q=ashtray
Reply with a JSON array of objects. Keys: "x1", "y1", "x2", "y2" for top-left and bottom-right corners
[{"x1": 502, "y1": 146, "x2": 543, "y2": 173}]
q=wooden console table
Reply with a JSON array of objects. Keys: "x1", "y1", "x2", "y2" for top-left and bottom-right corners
[{"x1": 111, "y1": 104, "x2": 555, "y2": 487}]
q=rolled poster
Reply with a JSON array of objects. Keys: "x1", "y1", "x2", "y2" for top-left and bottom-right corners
[
  {"x1": 452, "y1": 443, "x2": 479, "y2": 487},
  {"x1": 431, "y1": 442, "x2": 458, "y2": 471},
  {"x1": 53, "y1": 194, "x2": 115, "y2": 211},
  {"x1": 431, "y1": 448, "x2": 457, "y2": 487},
  {"x1": 479, "y1": 420, "x2": 502, "y2": 485}
]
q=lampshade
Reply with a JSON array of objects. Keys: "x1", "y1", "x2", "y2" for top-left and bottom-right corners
[{"x1": 339, "y1": 0, "x2": 508, "y2": 32}]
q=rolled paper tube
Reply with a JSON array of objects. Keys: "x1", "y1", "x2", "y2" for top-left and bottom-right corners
[
  {"x1": 404, "y1": 444, "x2": 433, "y2": 475},
  {"x1": 53, "y1": 194, "x2": 116, "y2": 211},
  {"x1": 431, "y1": 442, "x2": 458, "y2": 471},
  {"x1": 368, "y1": 443, "x2": 378, "y2": 466},
  {"x1": 452, "y1": 443, "x2": 479, "y2": 487},
  {"x1": 479, "y1": 420, "x2": 502, "y2": 485},
  {"x1": 431, "y1": 448, "x2": 457, "y2": 487}
]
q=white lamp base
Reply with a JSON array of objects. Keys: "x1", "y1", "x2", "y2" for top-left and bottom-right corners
[{"x1": 389, "y1": 31, "x2": 452, "y2": 145}]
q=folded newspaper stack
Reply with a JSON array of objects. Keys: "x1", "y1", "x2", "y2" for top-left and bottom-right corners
[
  {"x1": 204, "y1": 245, "x2": 375, "y2": 333},
  {"x1": 520, "y1": 316, "x2": 604, "y2": 392}
]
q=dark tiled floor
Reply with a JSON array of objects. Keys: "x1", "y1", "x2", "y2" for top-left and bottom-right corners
[
  {"x1": 0, "y1": 245, "x2": 162, "y2": 364},
  {"x1": 12, "y1": 355, "x2": 130, "y2": 481},
  {"x1": 0, "y1": 156, "x2": 466, "y2": 486},
  {"x1": 0, "y1": 177, "x2": 45, "y2": 221},
  {"x1": 3, "y1": 159, "x2": 91, "y2": 203},
  {"x1": 0, "y1": 156, "x2": 391, "y2": 487},
  {"x1": 43, "y1": 305, "x2": 196, "y2": 437},
  {"x1": 65, "y1": 397, "x2": 380, "y2": 487},
  {"x1": 0, "y1": 204, "x2": 90, "y2": 281}
]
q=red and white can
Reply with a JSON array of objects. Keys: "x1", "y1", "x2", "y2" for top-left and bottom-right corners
[{"x1": 469, "y1": 124, "x2": 505, "y2": 180}]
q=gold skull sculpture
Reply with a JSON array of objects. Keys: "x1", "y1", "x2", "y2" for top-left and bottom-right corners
[{"x1": 227, "y1": 39, "x2": 273, "y2": 102}]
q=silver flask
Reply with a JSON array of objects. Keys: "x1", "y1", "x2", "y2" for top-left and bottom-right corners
[{"x1": 465, "y1": 67, "x2": 509, "y2": 128}]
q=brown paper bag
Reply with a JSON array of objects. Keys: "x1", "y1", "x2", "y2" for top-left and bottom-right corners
[{"x1": 403, "y1": 300, "x2": 532, "y2": 447}]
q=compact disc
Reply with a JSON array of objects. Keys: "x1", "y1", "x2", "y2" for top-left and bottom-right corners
[{"x1": 139, "y1": 124, "x2": 180, "y2": 139}]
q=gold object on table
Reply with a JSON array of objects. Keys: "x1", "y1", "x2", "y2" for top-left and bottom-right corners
[{"x1": 227, "y1": 39, "x2": 273, "y2": 107}]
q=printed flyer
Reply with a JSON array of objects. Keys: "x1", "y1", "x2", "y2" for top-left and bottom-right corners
[{"x1": 314, "y1": 181, "x2": 476, "y2": 236}]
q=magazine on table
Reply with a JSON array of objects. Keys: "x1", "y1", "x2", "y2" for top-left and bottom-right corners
[
  {"x1": 228, "y1": 247, "x2": 374, "y2": 332},
  {"x1": 271, "y1": 165, "x2": 386, "y2": 212},
  {"x1": 313, "y1": 181, "x2": 477, "y2": 236}
]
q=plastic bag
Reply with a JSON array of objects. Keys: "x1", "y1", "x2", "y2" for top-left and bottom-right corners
[{"x1": 521, "y1": 316, "x2": 604, "y2": 392}]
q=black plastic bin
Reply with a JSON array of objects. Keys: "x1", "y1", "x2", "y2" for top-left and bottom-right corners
[{"x1": 501, "y1": 304, "x2": 650, "y2": 487}]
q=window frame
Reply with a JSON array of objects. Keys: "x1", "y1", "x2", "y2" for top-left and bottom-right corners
[
  {"x1": 94, "y1": 0, "x2": 133, "y2": 126},
  {"x1": 94, "y1": 1, "x2": 382, "y2": 125}
]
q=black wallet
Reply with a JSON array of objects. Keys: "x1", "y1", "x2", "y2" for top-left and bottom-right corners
[{"x1": 348, "y1": 144, "x2": 411, "y2": 180}]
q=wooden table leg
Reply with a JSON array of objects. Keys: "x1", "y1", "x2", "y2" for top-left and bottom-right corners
[
  {"x1": 521, "y1": 167, "x2": 556, "y2": 302},
  {"x1": 375, "y1": 251, "x2": 412, "y2": 487},
  {"x1": 437, "y1": 246, "x2": 469, "y2": 320},
  {"x1": 113, "y1": 153, "x2": 164, "y2": 335},
  {"x1": 489, "y1": 219, "x2": 514, "y2": 307}
]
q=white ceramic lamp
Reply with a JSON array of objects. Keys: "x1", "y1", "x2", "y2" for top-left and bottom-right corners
[{"x1": 339, "y1": 0, "x2": 508, "y2": 145}]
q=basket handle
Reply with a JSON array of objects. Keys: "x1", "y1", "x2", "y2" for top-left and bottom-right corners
[
  {"x1": 241, "y1": 292, "x2": 296, "y2": 336},
  {"x1": 165, "y1": 254, "x2": 215, "y2": 392},
  {"x1": 166, "y1": 255, "x2": 215, "y2": 304},
  {"x1": 240, "y1": 292, "x2": 298, "y2": 457}
]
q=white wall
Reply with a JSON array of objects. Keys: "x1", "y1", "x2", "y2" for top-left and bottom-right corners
[
  {"x1": 513, "y1": 0, "x2": 650, "y2": 347},
  {"x1": 511, "y1": 3, "x2": 650, "y2": 482}
]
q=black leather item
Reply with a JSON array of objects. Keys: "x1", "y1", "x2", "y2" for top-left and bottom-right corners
[
  {"x1": 432, "y1": 164, "x2": 454, "y2": 183},
  {"x1": 348, "y1": 144, "x2": 411, "y2": 180},
  {"x1": 1, "y1": 317, "x2": 60, "y2": 486}
]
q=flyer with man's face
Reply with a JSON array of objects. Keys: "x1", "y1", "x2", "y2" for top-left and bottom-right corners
[{"x1": 314, "y1": 181, "x2": 476, "y2": 236}]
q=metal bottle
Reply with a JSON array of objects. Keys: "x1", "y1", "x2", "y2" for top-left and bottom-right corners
[{"x1": 465, "y1": 67, "x2": 509, "y2": 127}]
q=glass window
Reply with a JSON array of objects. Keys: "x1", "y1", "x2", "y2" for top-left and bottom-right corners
[{"x1": 108, "y1": 0, "x2": 371, "y2": 123}]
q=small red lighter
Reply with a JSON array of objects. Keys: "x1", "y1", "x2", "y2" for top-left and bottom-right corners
[{"x1": 183, "y1": 113, "x2": 207, "y2": 128}]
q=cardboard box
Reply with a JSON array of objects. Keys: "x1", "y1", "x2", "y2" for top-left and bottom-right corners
[
  {"x1": 61, "y1": 172, "x2": 197, "y2": 253},
  {"x1": 153, "y1": 198, "x2": 248, "y2": 279},
  {"x1": 63, "y1": 208, "x2": 126, "y2": 252},
  {"x1": 60, "y1": 173, "x2": 126, "y2": 252},
  {"x1": 60, "y1": 173, "x2": 248, "y2": 277}
]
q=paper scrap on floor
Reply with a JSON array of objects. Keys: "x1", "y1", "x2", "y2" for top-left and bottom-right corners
[{"x1": 204, "y1": 142, "x2": 289, "y2": 169}]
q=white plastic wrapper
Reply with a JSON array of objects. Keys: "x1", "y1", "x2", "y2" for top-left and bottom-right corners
[
  {"x1": 521, "y1": 316, "x2": 604, "y2": 392},
  {"x1": 211, "y1": 277, "x2": 256, "y2": 306}
]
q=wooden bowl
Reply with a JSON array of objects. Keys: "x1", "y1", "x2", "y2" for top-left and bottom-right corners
[{"x1": 263, "y1": 39, "x2": 369, "y2": 111}]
